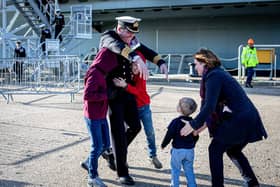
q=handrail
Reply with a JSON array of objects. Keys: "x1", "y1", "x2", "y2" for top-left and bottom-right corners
[{"x1": 238, "y1": 44, "x2": 280, "y2": 81}]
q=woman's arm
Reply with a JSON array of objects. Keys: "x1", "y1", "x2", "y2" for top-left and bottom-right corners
[
  {"x1": 193, "y1": 123, "x2": 207, "y2": 136},
  {"x1": 181, "y1": 71, "x2": 222, "y2": 136},
  {"x1": 190, "y1": 72, "x2": 222, "y2": 130}
]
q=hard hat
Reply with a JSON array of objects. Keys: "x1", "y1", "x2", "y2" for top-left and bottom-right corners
[
  {"x1": 247, "y1": 38, "x2": 254, "y2": 44},
  {"x1": 56, "y1": 8, "x2": 61, "y2": 12}
]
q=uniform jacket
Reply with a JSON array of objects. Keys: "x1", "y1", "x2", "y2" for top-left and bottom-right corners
[
  {"x1": 99, "y1": 30, "x2": 166, "y2": 67},
  {"x1": 241, "y1": 45, "x2": 259, "y2": 68},
  {"x1": 40, "y1": 28, "x2": 51, "y2": 41},
  {"x1": 54, "y1": 14, "x2": 65, "y2": 27},
  {"x1": 83, "y1": 48, "x2": 118, "y2": 120},
  {"x1": 99, "y1": 30, "x2": 166, "y2": 99},
  {"x1": 190, "y1": 67, "x2": 267, "y2": 145},
  {"x1": 14, "y1": 46, "x2": 26, "y2": 58}
]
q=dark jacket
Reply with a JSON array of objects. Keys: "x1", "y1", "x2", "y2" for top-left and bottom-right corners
[
  {"x1": 54, "y1": 14, "x2": 65, "y2": 27},
  {"x1": 190, "y1": 67, "x2": 267, "y2": 145},
  {"x1": 40, "y1": 28, "x2": 51, "y2": 41},
  {"x1": 14, "y1": 46, "x2": 26, "y2": 58},
  {"x1": 99, "y1": 30, "x2": 167, "y2": 99},
  {"x1": 99, "y1": 30, "x2": 166, "y2": 67},
  {"x1": 161, "y1": 116, "x2": 197, "y2": 149}
]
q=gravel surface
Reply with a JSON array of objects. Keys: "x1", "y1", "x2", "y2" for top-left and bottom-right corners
[{"x1": 0, "y1": 83, "x2": 279, "y2": 187}]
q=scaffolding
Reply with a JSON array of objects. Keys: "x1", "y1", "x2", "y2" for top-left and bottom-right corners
[{"x1": 1, "y1": 1, "x2": 93, "y2": 101}]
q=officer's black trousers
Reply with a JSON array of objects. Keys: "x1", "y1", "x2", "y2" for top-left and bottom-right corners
[
  {"x1": 209, "y1": 139, "x2": 259, "y2": 187},
  {"x1": 55, "y1": 26, "x2": 63, "y2": 42},
  {"x1": 109, "y1": 92, "x2": 141, "y2": 177},
  {"x1": 13, "y1": 61, "x2": 24, "y2": 82}
]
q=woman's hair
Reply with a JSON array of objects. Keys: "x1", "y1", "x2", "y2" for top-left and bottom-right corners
[{"x1": 193, "y1": 48, "x2": 221, "y2": 68}]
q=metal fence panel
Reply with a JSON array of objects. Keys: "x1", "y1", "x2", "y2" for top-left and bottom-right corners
[{"x1": 0, "y1": 56, "x2": 81, "y2": 103}]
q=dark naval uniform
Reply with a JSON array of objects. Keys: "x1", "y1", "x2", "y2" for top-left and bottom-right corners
[
  {"x1": 14, "y1": 44, "x2": 26, "y2": 82},
  {"x1": 54, "y1": 11, "x2": 65, "y2": 42},
  {"x1": 40, "y1": 27, "x2": 52, "y2": 53},
  {"x1": 99, "y1": 30, "x2": 166, "y2": 68},
  {"x1": 99, "y1": 29, "x2": 167, "y2": 179}
]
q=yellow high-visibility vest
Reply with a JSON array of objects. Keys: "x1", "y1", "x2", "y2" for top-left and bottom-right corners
[{"x1": 241, "y1": 46, "x2": 259, "y2": 68}]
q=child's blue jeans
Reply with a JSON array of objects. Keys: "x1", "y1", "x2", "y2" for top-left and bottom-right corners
[
  {"x1": 170, "y1": 148, "x2": 197, "y2": 187},
  {"x1": 138, "y1": 104, "x2": 157, "y2": 158}
]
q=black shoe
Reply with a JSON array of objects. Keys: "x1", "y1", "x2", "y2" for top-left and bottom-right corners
[
  {"x1": 101, "y1": 149, "x2": 116, "y2": 171},
  {"x1": 80, "y1": 161, "x2": 89, "y2": 173},
  {"x1": 150, "y1": 156, "x2": 163, "y2": 169},
  {"x1": 245, "y1": 83, "x2": 253, "y2": 88},
  {"x1": 118, "y1": 175, "x2": 135, "y2": 185}
]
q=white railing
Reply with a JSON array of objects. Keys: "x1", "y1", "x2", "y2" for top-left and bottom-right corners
[{"x1": 0, "y1": 55, "x2": 81, "y2": 103}]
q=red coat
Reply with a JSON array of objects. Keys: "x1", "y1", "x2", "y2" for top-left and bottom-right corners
[
  {"x1": 126, "y1": 75, "x2": 150, "y2": 108},
  {"x1": 83, "y1": 48, "x2": 118, "y2": 120},
  {"x1": 125, "y1": 51, "x2": 150, "y2": 108}
]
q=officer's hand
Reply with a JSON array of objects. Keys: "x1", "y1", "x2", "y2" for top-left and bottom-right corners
[
  {"x1": 159, "y1": 63, "x2": 168, "y2": 80},
  {"x1": 134, "y1": 57, "x2": 149, "y2": 80}
]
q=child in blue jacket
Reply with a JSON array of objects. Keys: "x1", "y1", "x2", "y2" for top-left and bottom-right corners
[{"x1": 161, "y1": 97, "x2": 201, "y2": 187}]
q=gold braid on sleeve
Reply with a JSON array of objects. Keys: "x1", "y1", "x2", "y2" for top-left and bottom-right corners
[{"x1": 153, "y1": 55, "x2": 161, "y2": 64}]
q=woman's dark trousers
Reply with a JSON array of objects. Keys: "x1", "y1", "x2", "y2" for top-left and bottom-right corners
[{"x1": 209, "y1": 139, "x2": 259, "y2": 187}]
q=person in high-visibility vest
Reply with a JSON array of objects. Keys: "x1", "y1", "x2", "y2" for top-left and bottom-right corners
[{"x1": 241, "y1": 38, "x2": 259, "y2": 88}]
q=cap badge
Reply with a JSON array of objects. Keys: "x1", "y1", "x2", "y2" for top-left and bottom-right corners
[{"x1": 133, "y1": 22, "x2": 139, "y2": 28}]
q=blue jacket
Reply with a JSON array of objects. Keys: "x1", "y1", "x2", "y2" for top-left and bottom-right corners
[
  {"x1": 161, "y1": 116, "x2": 197, "y2": 149},
  {"x1": 190, "y1": 67, "x2": 267, "y2": 145}
]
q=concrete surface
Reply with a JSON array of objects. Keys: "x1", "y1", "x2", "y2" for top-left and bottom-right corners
[{"x1": 0, "y1": 79, "x2": 279, "y2": 187}]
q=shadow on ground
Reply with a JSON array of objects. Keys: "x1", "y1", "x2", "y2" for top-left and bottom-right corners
[
  {"x1": 126, "y1": 166, "x2": 278, "y2": 187},
  {"x1": 0, "y1": 179, "x2": 35, "y2": 187}
]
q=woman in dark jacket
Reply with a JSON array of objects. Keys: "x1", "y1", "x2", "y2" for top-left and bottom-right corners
[{"x1": 180, "y1": 48, "x2": 267, "y2": 187}]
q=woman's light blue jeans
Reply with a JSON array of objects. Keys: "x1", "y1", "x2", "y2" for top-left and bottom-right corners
[
  {"x1": 138, "y1": 104, "x2": 157, "y2": 158},
  {"x1": 84, "y1": 117, "x2": 110, "y2": 179},
  {"x1": 170, "y1": 148, "x2": 197, "y2": 187}
]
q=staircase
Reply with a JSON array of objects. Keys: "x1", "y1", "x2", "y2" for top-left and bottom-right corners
[
  {"x1": 11, "y1": 0, "x2": 51, "y2": 36},
  {"x1": 59, "y1": 19, "x2": 76, "y2": 53},
  {"x1": 9, "y1": 0, "x2": 87, "y2": 56}
]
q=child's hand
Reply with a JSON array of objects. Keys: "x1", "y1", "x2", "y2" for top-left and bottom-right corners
[{"x1": 113, "y1": 77, "x2": 127, "y2": 88}]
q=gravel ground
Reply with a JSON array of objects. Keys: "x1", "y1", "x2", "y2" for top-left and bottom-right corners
[{"x1": 0, "y1": 82, "x2": 279, "y2": 187}]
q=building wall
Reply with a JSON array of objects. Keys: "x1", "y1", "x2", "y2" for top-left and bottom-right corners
[
  {"x1": 99, "y1": 15, "x2": 279, "y2": 70},
  {"x1": 2, "y1": 0, "x2": 280, "y2": 70},
  {"x1": 78, "y1": 14, "x2": 280, "y2": 71}
]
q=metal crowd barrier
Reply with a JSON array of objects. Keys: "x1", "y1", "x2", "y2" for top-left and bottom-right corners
[{"x1": 0, "y1": 55, "x2": 81, "y2": 103}]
